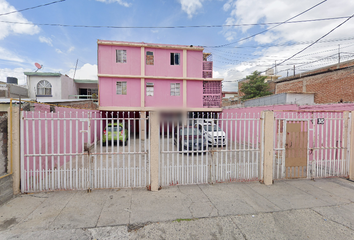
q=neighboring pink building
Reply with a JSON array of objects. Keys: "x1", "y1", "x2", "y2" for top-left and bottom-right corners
[{"x1": 97, "y1": 40, "x2": 223, "y2": 112}]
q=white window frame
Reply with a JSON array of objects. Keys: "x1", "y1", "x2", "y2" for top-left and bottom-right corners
[
  {"x1": 146, "y1": 82, "x2": 154, "y2": 96},
  {"x1": 170, "y1": 83, "x2": 180, "y2": 96},
  {"x1": 170, "y1": 53, "x2": 180, "y2": 65},
  {"x1": 36, "y1": 80, "x2": 52, "y2": 96},
  {"x1": 116, "y1": 81, "x2": 127, "y2": 95},
  {"x1": 116, "y1": 50, "x2": 127, "y2": 63}
]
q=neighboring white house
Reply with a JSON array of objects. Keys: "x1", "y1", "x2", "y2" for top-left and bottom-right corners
[{"x1": 24, "y1": 72, "x2": 98, "y2": 101}]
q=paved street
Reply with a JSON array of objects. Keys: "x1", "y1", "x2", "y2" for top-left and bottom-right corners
[{"x1": 1, "y1": 178, "x2": 354, "y2": 239}]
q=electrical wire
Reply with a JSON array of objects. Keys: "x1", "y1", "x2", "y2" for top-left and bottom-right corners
[
  {"x1": 0, "y1": 0, "x2": 66, "y2": 17},
  {"x1": 0, "y1": 15, "x2": 350, "y2": 29},
  {"x1": 203, "y1": 0, "x2": 327, "y2": 48},
  {"x1": 265, "y1": 13, "x2": 354, "y2": 73}
]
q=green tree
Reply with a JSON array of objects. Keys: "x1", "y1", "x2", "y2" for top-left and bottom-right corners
[{"x1": 240, "y1": 71, "x2": 272, "y2": 101}]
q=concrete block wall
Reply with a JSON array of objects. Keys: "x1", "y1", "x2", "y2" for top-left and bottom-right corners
[{"x1": 0, "y1": 174, "x2": 13, "y2": 205}]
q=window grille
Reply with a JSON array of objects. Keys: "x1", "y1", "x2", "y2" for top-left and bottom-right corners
[
  {"x1": 37, "y1": 80, "x2": 52, "y2": 96},
  {"x1": 170, "y1": 83, "x2": 180, "y2": 96},
  {"x1": 116, "y1": 50, "x2": 127, "y2": 63},
  {"x1": 116, "y1": 81, "x2": 127, "y2": 95},
  {"x1": 146, "y1": 82, "x2": 154, "y2": 96}
]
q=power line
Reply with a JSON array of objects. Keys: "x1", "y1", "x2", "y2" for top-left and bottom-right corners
[
  {"x1": 205, "y1": 36, "x2": 354, "y2": 49},
  {"x1": 203, "y1": 0, "x2": 327, "y2": 48},
  {"x1": 0, "y1": 15, "x2": 350, "y2": 29},
  {"x1": 0, "y1": 0, "x2": 66, "y2": 17},
  {"x1": 267, "y1": 13, "x2": 354, "y2": 73}
]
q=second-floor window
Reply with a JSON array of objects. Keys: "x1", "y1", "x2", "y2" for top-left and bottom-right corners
[
  {"x1": 37, "y1": 80, "x2": 52, "y2": 96},
  {"x1": 146, "y1": 51, "x2": 154, "y2": 65},
  {"x1": 116, "y1": 50, "x2": 127, "y2": 63},
  {"x1": 116, "y1": 81, "x2": 127, "y2": 95},
  {"x1": 170, "y1": 53, "x2": 180, "y2": 65},
  {"x1": 170, "y1": 83, "x2": 180, "y2": 96},
  {"x1": 146, "y1": 83, "x2": 154, "y2": 96}
]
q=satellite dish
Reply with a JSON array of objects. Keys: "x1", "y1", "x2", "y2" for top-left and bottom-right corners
[{"x1": 34, "y1": 63, "x2": 42, "y2": 72}]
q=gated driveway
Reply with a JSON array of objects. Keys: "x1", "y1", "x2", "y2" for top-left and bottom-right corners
[{"x1": 1, "y1": 178, "x2": 354, "y2": 239}]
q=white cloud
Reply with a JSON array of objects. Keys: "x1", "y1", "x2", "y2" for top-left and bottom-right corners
[
  {"x1": 67, "y1": 63, "x2": 98, "y2": 80},
  {"x1": 0, "y1": 47, "x2": 24, "y2": 62},
  {"x1": 55, "y1": 49, "x2": 63, "y2": 54},
  {"x1": 216, "y1": 0, "x2": 354, "y2": 87},
  {"x1": 67, "y1": 46, "x2": 75, "y2": 53},
  {"x1": 96, "y1": 0, "x2": 131, "y2": 7},
  {"x1": 0, "y1": 0, "x2": 40, "y2": 40},
  {"x1": 178, "y1": 0, "x2": 205, "y2": 18},
  {"x1": 0, "y1": 67, "x2": 30, "y2": 85},
  {"x1": 39, "y1": 36, "x2": 53, "y2": 46}
]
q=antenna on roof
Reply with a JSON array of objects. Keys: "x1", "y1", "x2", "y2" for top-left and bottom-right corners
[{"x1": 34, "y1": 63, "x2": 42, "y2": 72}]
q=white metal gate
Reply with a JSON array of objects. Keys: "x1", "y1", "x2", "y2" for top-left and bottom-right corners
[
  {"x1": 21, "y1": 110, "x2": 149, "y2": 193},
  {"x1": 159, "y1": 112, "x2": 262, "y2": 186},
  {"x1": 273, "y1": 111, "x2": 351, "y2": 180}
]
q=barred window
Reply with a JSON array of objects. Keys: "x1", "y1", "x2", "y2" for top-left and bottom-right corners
[
  {"x1": 170, "y1": 83, "x2": 180, "y2": 96},
  {"x1": 37, "y1": 80, "x2": 52, "y2": 96},
  {"x1": 146, "y1": 82, "x2": 154, "y2": 96},
  {"x1": 116, "y1": 50, "x2": 127, "y2": 63},
  {"x1": 116, "y1": 81, "x2": 127, "y2": 95}
]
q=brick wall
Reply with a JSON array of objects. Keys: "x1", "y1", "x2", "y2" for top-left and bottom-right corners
[{"x1": 276, "y1": 66, "x2": 354, "y2": 104}]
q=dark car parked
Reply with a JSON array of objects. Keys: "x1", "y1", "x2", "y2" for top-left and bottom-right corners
[{"x1": 174, "y1": 126, "x2": 206, "y2": 153}]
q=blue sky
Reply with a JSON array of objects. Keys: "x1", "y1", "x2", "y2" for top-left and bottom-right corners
[{"x1": 1, "y1": 0, "x2": 354, "y2": 91}]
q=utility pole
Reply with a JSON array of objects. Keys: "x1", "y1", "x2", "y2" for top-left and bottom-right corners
[
  {"x1": 274, "y1": 61, "x2": 277, "y2": 75},
  {"x1": 293, "y1": 65, "x2": 295, "y2": 76},
  {"x1": 73, "y1": 59, "x2": 79, "y2": 80}
]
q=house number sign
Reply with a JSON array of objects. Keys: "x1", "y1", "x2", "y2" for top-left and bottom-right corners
[{"x1": 317, "y1": 118, "x2": 325, "y2": 124}]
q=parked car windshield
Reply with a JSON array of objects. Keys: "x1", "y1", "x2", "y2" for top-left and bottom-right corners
[
  {"x1": 204, "y1": 125, "x2": 222, "y2": 132},
  {"x1": 180, "y1": 128, "x2": 201, "y2": 136}
]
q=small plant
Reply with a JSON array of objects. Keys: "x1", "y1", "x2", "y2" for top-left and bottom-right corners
[{"x1": 174, "y1": 218, "x2": 193, "y2": 223}]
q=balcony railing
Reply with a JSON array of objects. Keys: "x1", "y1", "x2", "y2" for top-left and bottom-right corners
[{"x1": 69, "y1": 95, "x2": 99, "y2": 101}]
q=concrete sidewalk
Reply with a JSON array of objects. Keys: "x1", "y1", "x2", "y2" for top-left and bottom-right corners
[{"x1": 1, "y1": 178, "x2": 354, "y2": 239}]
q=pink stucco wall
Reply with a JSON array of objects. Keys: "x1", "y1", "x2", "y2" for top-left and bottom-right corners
[
  {"x1": 187, "y1": 51, "x2": 203, "y2": 78},
  {"x1": 145, "y1": 48, "x2": 183, "y2": 77},
  {"x1": 98, "y1": 41, "x2": 211, "y2": 109},
  {"x1": 187, "y1": 81, "x2": 203, "y2": 108},
  {"x1": 98, "y1": 45, "x2": 141, "y2": 76},
  {"x1": 145, "y1": 79, "x2": 183, "y2": 107},
  {"x1": 99, "y1": 77, "x2": 141, "y2": 107}
]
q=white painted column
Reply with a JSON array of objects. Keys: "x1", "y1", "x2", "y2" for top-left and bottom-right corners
[
  {"x1": 349, "y1": 111, "x2": 354, "y2": 180},
  {"x1": 150, "y1": 111, "x2": 159, "y2": 191}
]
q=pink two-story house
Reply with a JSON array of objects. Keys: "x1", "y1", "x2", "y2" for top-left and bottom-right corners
[{"x1": 97, "y1": 40, "x2": 223, "y2": 113}]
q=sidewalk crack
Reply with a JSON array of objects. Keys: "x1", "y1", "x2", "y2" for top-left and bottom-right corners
[
  {"x1": 229, "y1": 216, "x2": 248, "y2": 240},
  {"x1": 197, "y1": 184, "x2": 220, "y2": 217},
  {"x1": 49, "y1": 191, "x2": 77, "y2": 230},
  {"x1": 310, "y1": 208, "x2": 354, "y2": 231},
  {"x1": 95, "y1": 190, "x2": 110, "y2": 228},
  {"x1": 177, "y1": 186, "x2": 194, "y2": 218}
]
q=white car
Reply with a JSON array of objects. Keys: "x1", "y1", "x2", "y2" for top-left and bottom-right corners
[{"x1": 195, "y1": 122, "x2": 227, "y2": 146}]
